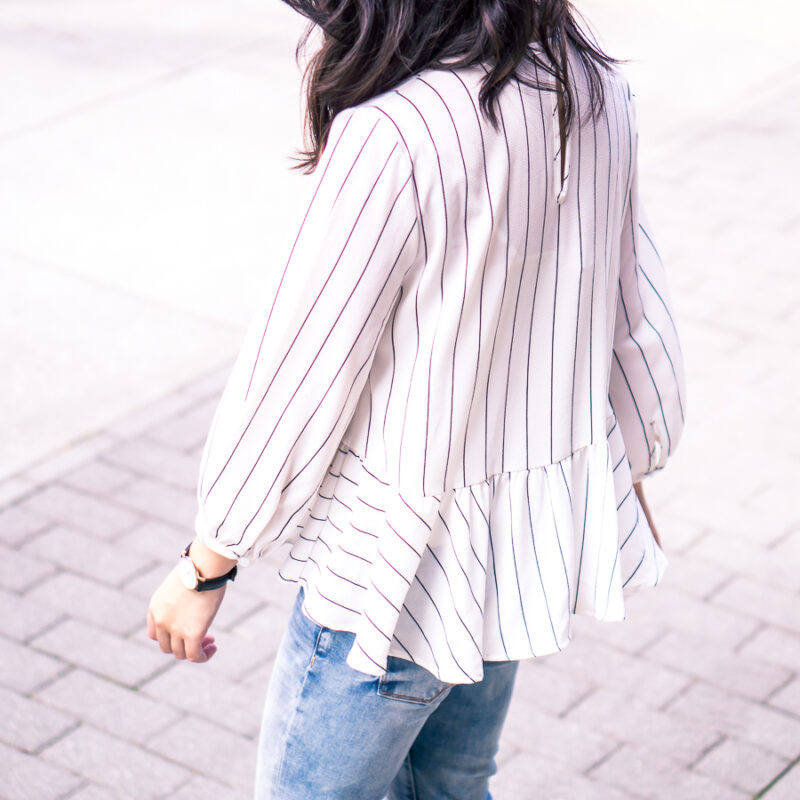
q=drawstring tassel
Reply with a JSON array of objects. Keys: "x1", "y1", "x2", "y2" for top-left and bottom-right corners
[
  {"x1": 556, "y1": 135, "x2": 571, "y2": 205},
  {"x1": 552, "y1": 98, "x2": 571, "y2": 205},
  {"x1": 554, "y1": 22, "x2": 571, "y2": 205}
]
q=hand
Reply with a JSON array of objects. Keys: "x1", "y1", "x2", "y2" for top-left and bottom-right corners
[
  {"x1": 147, "y1": 539, "x2": 236, "y2": 662},
  {"x1": 633, "y1": 481, "x2": 662, "y2": 550}
]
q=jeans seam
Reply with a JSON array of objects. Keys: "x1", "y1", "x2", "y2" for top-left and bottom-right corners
[
  {"x1": 407, "y1": 751, "x2": 419, "y2": 800},
  {"x1": 272, "y1": 624, "x2": 325, "y2": 795}
]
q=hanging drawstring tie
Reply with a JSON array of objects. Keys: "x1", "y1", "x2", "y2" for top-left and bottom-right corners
[
  {"x1": 552, "y1": 86, "x2": 571, "y2": 205},
  {"x1": 553, "y1": 22, "x2": 571, "y2": 206}
]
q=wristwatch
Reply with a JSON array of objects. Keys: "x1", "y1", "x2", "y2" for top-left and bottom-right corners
[{"x1": 178, "y1": 543, "x2": 237, "y2": 591}]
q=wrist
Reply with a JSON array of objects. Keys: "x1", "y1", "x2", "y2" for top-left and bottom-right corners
[{"x1": 188, "y1": 538, "x2": 238, "y2": 580}]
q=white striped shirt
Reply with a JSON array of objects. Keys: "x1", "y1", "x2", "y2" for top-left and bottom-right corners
[{"x1": 195, "y1": 55, "x2": 686, "y2": 684}]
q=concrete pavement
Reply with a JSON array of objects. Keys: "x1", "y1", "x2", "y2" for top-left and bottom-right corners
[{"x1": 1, "y1": 1, "x2": 799, "y2": 797}]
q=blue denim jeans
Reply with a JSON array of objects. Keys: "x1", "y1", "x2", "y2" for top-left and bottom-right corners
[{"x1": 254, "y1": 589, "x2": 518, "y2": 800}]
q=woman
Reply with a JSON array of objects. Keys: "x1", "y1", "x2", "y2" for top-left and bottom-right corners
[{"x1": 147, "y1": 1, "x2": 686, "y2": 797}]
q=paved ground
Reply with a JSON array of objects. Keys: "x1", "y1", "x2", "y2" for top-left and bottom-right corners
[
  {"x1": 2, "y1": 1, "x2": 799, "y2": 798},
  {"x1": 0, "y1": 0, "x2": 307, "y2": 481}
]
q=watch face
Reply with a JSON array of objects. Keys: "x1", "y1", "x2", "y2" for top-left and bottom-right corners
[{"x1": 178, "y1": 556, "x2": 198, "y2": 590}]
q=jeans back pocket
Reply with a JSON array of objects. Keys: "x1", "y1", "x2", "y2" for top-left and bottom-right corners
[{"x1": 377, "y1": 656, "x2": 452, "y2": 705}]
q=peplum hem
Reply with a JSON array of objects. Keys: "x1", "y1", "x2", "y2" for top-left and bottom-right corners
[{"x1": 279, "y1": 415, "x2": 667, "y2": 685}]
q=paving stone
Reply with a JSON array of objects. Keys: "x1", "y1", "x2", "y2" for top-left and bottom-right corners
[
  {"x1": 664, "y1": 681, "x2": 800, "y2": 760},
  {"x1": 767, "y1": 678, "x2": 800, "y2": 719},
  {"x1": 0, "y1": 542, "x2": 58, "y2": 592},
  {"x1": 762, "y1": 761, "x2": 800, "y2": 800},
  {"x1": 101, "y1": 437, "x2": 200, "y2": 491},
  {"x1": 30, "y1": 618, "x2": 168, "y2": 687},
  {"x1": 61, "y1": 785, "x2": 120, "y2": 800},
  {"x1": 110, "y1": 476, "x2": 197, "y2": 530},
  {"x1": 41, "y1": 724, "x2": 191, "y2": 799},
  {"x1": 0, "y1": 503, "x2": 50, "y2": 546},
  {"x1": 60, "y1": 460, "x2": 137, "y2": 495},
  {"x1": 743, "y1": 481, "x2": 795, "y2": 530},
  {"x1": 0, "y1": 477, "x2": 37, "y2": 507},
  {"x1": 21, "y1": 525, "x2": 151, "y2": 587},
  {"x1": 738, "y1": 627, "x2": 800, "y2": 673},
  {"x1": 0, "y1": 586, "x2": 63, "y2": 641},
  {"x1": 659, "y1": 551, "x2": 735, "y2": 600},
  {"x1": 490, "y1": 749, "x2": 637, "y2": 800},
  {"x1": 588, "y1": 742, "x2": 750, "y2": 800},
  {"x1": 116, "y1": 518, "x2": 186, "y2": 561},
  {"x1": 188, "y1": 441, "x2": 207, "y2": 462},
  {"x1": 771, "y1": 527, "x2": 800, "y2": 566},
  {"x1": 236, "y1": 644, "x2": 276, "y2": 692},
  {"x1": 147, "y1": 715, "x2": 256, "y2": 793},
  {"x1": 168, "y1": 775, "x2": 249, "y2": 800},
  {"x1": 0, "y1": 634, "x2": 67, "y2": 693},
  {"x1": 230, "y1": 604, "x2": 291, "y2": 662},
  {"x1": 0, "y1": 685, "x2": 77, "y2": 753},
  {"x1": 573, "y1": 603, "x2": 666, "y2": 655},
  {"x1": 642, "y1": 510, "x2": 706, "y2": 554},
  {"x1": 642, "y1": 629, "x2": 792, "y2": 702},
  {"x1": 199, "y1": 628, "x2": 277, "y2": 683},
  {"x1": 37, "y1": 668, "x2": 182, "y2": 745},
  {"x1": 506, "y1": 658, "x2": 593, "y2": 717},
  {"x1": 565, "y1": 687, "x2": 720, "y2": 766},
  {"x1": 20, "y1": 434, "x2": 119, "y2": 484},
  {"x1": 119, "y1": 558, "x2": 175, "y2": 601},
  {"x1": 26, "y1": 571, "x2": 146, "y2": 635},
  {"x1": 501, "y1": 697, "x2": 619, "y2": 772},
  {"x1": 494, "y1": 736, "x2": 520, "y2": 771},
  {"x1": 180, "y1": 366, "x2": 231, "y2": 401},
  {"x1": 688, "y1": 529, "x2": 800, "y2": 593},
  {"x1": 140, "y1": 661, "x2": 262, "y2": 738},
  {"x1": 210, "y1": 585, "x2": 266, "y2": 632},
  {"x1": 620, "y1": 584, "x2": 761, "y2": 648},
  {"x1": 16, "y1": 484, "x2": 140, "y2": 540},
  {"x1": 710, "y1": 576, "x2": 800, "y2": 636},
  {"x1": 106, "y1": 392, "x2": 201, "y2": 439},
  {"x1": 692, "y1": 737, "x2": 789, "y2": 795},
  {"x1": 0, "y1": 741, "x2": 83, "y2": 800},
  {"x1": 234, "y1": 560, "x2": 299, "y2": 610},
  {"x1": 144, "y1": 400, "x2": 218, "y2": 452},
  {"x1": 661, "y1": 489, "x2": 787, "y2": 548},
  {"x1": 544, "y1": 634, "x2": 692, "y2": 709}
]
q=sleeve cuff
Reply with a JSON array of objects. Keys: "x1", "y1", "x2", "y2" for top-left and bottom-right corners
[{"x1": 193, "y1": 510, "x2": 252, "y2": 567}]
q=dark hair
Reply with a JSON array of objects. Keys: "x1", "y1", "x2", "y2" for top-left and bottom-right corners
[{"x1": 282, "y1": 0, "x2": 618, "y2": 172}]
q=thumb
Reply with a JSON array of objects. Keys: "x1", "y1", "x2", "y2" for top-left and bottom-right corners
[{"x1": 186, "y1": 633, "x2": 213, "y2": 663}]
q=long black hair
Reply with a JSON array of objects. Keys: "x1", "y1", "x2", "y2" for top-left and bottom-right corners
[{"x1": 282, "y1": 0, "x2": 618, "y2": 172}]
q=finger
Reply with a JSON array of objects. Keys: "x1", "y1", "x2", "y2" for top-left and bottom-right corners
[
  {"x1": 170, "y1": 633, "x2": 187, "y2": 660},
  {"x1": 200, "y1": 637, "x2": 215, "y2": 655},
  {"x1": 156, "y1": 627, "x2": 172, "y2": 654},
  {"x1": 202, "y1": 643, "x2": 218, "y2": 661},
  {"x1": 185, "y1": 634, "x2": 209, "y2": 663},
  {"x1": 201, "y1": 635, "x2": 217, "y2": 660},
  {"x1": 146, "y1": 610, "x2": 156, "y2": 641}
]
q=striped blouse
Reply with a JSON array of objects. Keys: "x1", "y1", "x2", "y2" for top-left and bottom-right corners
[{"x1": 194, "y1": 54, "x2": 686, "y2": 684}]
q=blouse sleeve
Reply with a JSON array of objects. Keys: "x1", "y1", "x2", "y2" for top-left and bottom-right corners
[
  {"x1": 194, "y1": 107, "x2": 421, "y2": 562},
  {"x1": 609, "y1": 147, "x2": 688, "y2": 482}
]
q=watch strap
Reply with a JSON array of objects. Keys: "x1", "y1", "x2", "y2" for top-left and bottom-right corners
[{"x1": 182, "y1": 543, "x2": 237, "y2": 592}]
